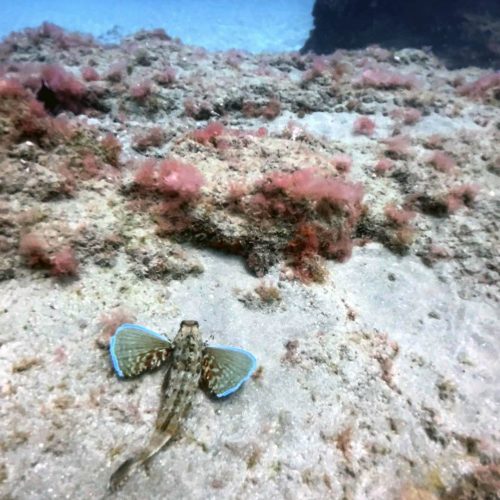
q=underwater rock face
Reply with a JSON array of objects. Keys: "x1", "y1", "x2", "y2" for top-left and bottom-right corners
[
  {"x1": 303, "y1": 0, "x2": 500, "y2": 68},
  {"x1": 0, "y1": 23, "x2": 499, "y2": 500}
]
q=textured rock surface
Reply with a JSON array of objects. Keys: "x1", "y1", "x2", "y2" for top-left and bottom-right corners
[{"x1": 0, "y1": 25, "x2": 498, "y2": 499}]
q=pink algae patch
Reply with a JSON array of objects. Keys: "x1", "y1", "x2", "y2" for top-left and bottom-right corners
[
  {"x1": 427, "y1": 151, "x2": 456, "y2": 173},
  {"x1": 373, "y1": 158, "x2": 394, "y2": 176},
  {"x1": 356, "y1": 68, "x2": 417, "y2": 89},
  {"x1": 384, "y1": 204, "x2": 416, "y2": 225},
  {"x1": 19, "y1": 233, "x2": 50, "y2": 267},
  {"x1": 445, "y1": 185, "x2": 480, "y2": 213},
  {"x1": 191, "y1": 122, "x2": 225, "y2": 146},
  {"x1": 458, "y1": 72, "x2": 500, "y2": 99},
  {"x1": 50, "y1": 247, "x2": 79, "y2": 277},
  {"x1": 331, "y1": 154, "x2": 353, "y2": 174},
  {"x1": 258, "y1": 167, "x2": 363, "y2": 209},
  {"x1": 40, "y1": 64, "x2": 87, "y2": 113},
  {"x1": 135, "y1": 158, "x2": 204, "y2": 200},
  {"x1": 390, "y1": 107, "x2": 422, "y2": 125},
  {"x1": 0, "y1": 78, "x2": 27, "y2": 98},
  {"x1": 353, "y1": 116, "x2": 376, "y2": 136},
  {"x1": 81, "y1": 66, "x2": 99, "y2": 82},
  {"x1": 381, "y1": 135, "x2": 411, "y2": 157}
]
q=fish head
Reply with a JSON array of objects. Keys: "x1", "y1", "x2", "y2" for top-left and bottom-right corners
[{"x1": 180, "y1": 320, "x2": 199, "y2": 328}]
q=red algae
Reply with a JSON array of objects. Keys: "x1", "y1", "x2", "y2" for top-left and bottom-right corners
[
  {"x1": 457, "y1": 72, "x2": 500, "y2": 99},
  {"x1": 381, "y1": 135, "x2": 412, "y2": 157},
  {"x1": 135, "y1": 159, "x2": 204, "y2": 200},
  {"x1": 154, "y1": 67, "x2": 176, "y2": 86},
  {"x1": 257, "y1": 167, "x2": 363, "y2": 212},
  {"x1": 391, "y1": 107, "x2": 422, "y2": 125},
  {"x1": 100, "y1": 134, "x2": 122, "y2": 167},
  {"x1": 242, "y1": 98, "x2": 281, "y2": 120},
  {"x1": 238, "y1": 167, "x2": 365, "y2": 281},
  {"x1": 132, "y1": 126, "x2": 166, "y2": 151},
  {"x1": 0, "y1": 78, "x2": 26, "y2": 99},
  {"x1": 384, "y1": 204, "x2": 416, "y2": 225},
  {"x1": 356, "y1": 68, "x2": 417, "y2": 89},
  {"x1": 353, "y1": 116, "x2": 376, "y2": 136},
  {"x1": 444, "y1": 184, "x2": 479, "y2": 213},
  {"x1": 0, "y1": 23, "x2": 494, "y2": 294},
  {"x1": 191, "y1": 122, "x2": 225, "y2": 146},
  {"x1": 19, "y1": 233, "x2": 51, "y2": 267},
  {"x1": 81, "y1": 67, "x2": 100, "y2": 82},
  {"x1": 427, "y1": 151, "x2": 456, "y2": 173},
  {"x1": 50, "y1": 247, "x2": 79, "y2": 278},
  {"x1": 130, "y1": 80, "x2": 153, "y2": 102},
  {"x1": 373, "y1": 158, "x2": 394, "y2": 176},
  {"x1": 331, "y1": 154, "x2": 353, "y2": 174},
  {"x1": 40, "y1": 64, "x2": 87, "y2": 114}
]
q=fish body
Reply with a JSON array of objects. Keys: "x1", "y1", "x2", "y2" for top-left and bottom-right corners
[
  {"x1": 154, "y1": 320, "x2": 203, "y2": 436},
  {"x1": 108, "y1": 320, "x2": 256, "y2": 492}
]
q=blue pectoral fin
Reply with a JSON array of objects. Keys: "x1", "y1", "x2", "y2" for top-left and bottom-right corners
[
  {"x1": 201, "y1": 345, "x2": 257, "y2": 398},
  {"x1": 109, "y1": 323, "x2": 173, "y2": 378}
]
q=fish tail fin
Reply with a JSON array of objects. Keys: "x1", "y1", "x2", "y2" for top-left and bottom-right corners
[
  {"x1": 108, "y1": 456, "x2": 139, "y2": 492},
  {"x1": 108, "y1": 431, "x2": 174, "y2": 492}
]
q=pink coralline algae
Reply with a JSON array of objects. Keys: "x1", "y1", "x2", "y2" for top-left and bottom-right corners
[
  {"x1": 130, "y1": 80, "x2": 153, "y2": 102},
  {"x1": 39, "y1": 64, "x2": 87, "y2": 114},
  {"x1": 0, "y1": 78, "x2": 26, "y2": 99},
  {"x1": 457, "y1": 73, "x2": 500, "y2": 99},
  {"x1": 353, "y1": 116, "x2": 376, "y2": 136},
  {"x1": 356, "y1": 68, "x2": 417, "y2": 89},
  {"x1": 381, "y1": 135, "x2": 412, "y2": 157},
  {"x1": 133, "y1": 127, "x2": 166, "y2": 151},
  {"x1": 373, "y1": 158, "x2": 394, "y2": 176},
  {"x1": 154, "y1": 67, "x2": 176, "y2": 86},
  {"x1": 427, "y1": 151, "x2": 456, "y2": 173},
  {"x1": 391, "y1": 107, "x2": 422, "y2": 125},
  {"x1": 50, "y1": 247, "x2": 79, "y2": 277},
  {"x1": 135, "y1": 159, "x2": 204, "y2": 200},
  {"x1": 81, "y1": 67, "x2": 100, "y2": 82},
  {"x1": 331, "y1": 154, "x2": 353, "y2": 174},
  {"x1": 191, "y1": 122, "x2": 225, "y2": 146},
  {"x1": 258, "y1": 167, "x2": 363, "y2": 208},
  {"x1": 444, "y1": 185, "x2": 480, "y2": 213},
  {"x1": 384, "y1": 204, "x2": 416, "y2": 225},
  {"x1": 19, "y1": 233, "x2": 50, "y2": 267},
  {"x1": 250, "y1": 167, "x2": 364, "y2": 233}
]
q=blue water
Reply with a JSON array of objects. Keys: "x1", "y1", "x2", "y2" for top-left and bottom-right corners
[{"x1": 0, "y1": 0, "x2": 314, "y2": 52}]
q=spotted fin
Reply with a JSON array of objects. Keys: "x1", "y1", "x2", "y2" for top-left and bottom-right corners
[
  {"x1": 201, "y1": 345, "x2": 257, "y2": 398},
  {"x1": 110, "y1": 323, "x2": 173, "y2": 378}
]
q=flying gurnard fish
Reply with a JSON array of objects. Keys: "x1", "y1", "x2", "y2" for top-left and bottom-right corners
[{"x1": 107, "y1": 320, "x2": 257, "y2": 491}]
